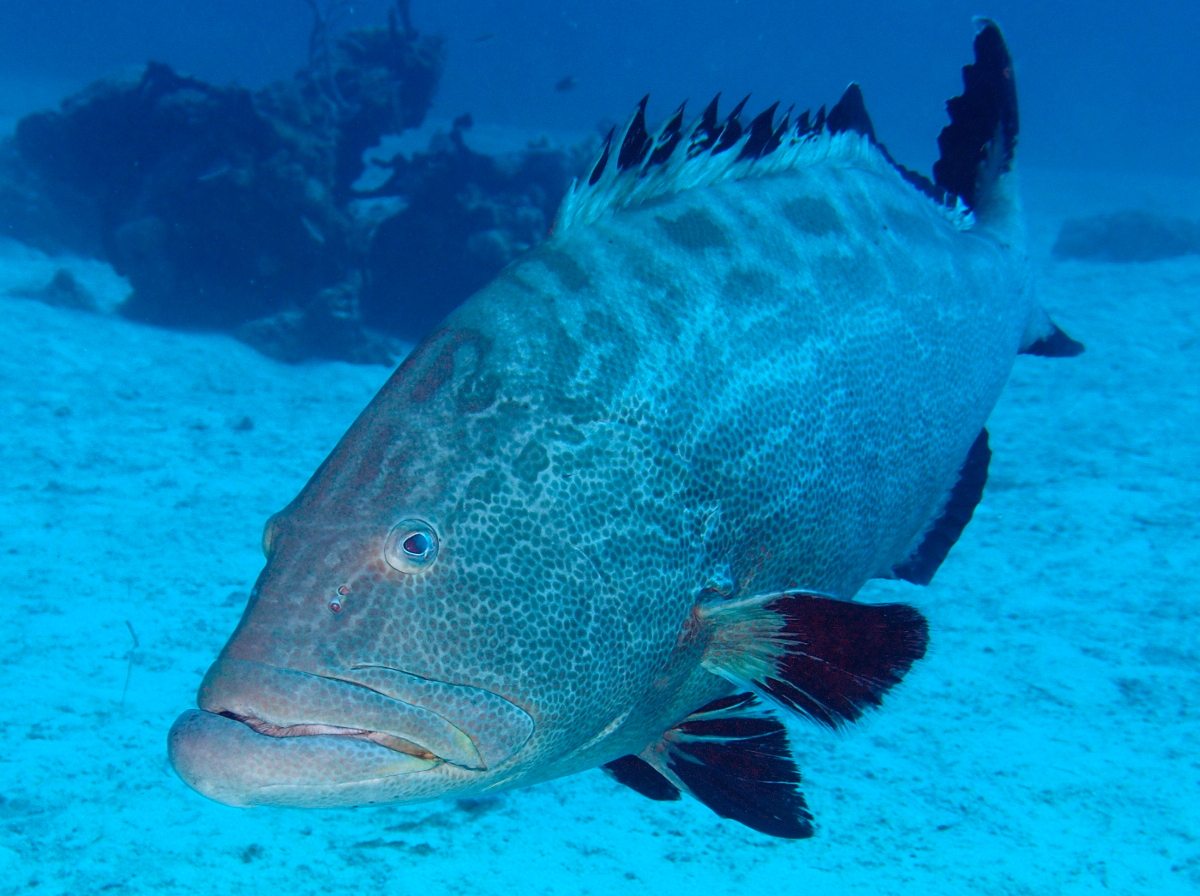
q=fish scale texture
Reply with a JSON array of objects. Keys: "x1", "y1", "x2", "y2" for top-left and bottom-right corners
[{"x1": 199, "y1": 142, "x2": 1032, "y2": 803}]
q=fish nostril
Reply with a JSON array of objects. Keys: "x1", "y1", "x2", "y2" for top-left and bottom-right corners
[{"x1": 329, "y1": 584, "x2": 350, "y2": 615}]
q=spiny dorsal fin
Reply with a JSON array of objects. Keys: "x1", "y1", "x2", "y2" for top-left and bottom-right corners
[
  {"x1": 587, "y1": 127, "x2": 615, "y2": 186},
  {"x1": 646, "y1": 102, "x2": 686, "y2": 168},
  {"x1": 554, "y1": 87, "x2": 973, "y2": 235},
  {"x1": 688, "y1": 94, "x2": 722, "y2": 156},
  {"x1": 737, "y1": 101, "x2": 781, "y2": 160},
  {"x1": 826, "y1": 83, "x2": 875, "y2": 140},
  {"x1": 617, "y1": 95, "x2": 652, "y2": 170},
  {"x1": 713, "y1": 95, "x2": 750, "y2": 153}
]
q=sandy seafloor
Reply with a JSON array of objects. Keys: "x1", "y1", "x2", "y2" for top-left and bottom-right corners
[{"x1": 0, "y1": 164, "x2": 1197, "y2": 896}]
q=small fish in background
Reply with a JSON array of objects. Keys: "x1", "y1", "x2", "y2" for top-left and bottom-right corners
[
  {"x1": 196, "y1": 159, "x2": 232, "y2": 183},
  {"x1": 473, "y1": 32, "x2": 496, "y2": 45},
  {"x1": 555, "y1": 74, "x2": 578, "y2": 92},
  {"x1": 169, "y1": 21, "x2": 1082, "y2": 839}
]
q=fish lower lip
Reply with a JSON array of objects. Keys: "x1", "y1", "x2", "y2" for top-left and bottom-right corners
[{"x1": 218, "y1": 710, "x2": 440, "y2": 761}]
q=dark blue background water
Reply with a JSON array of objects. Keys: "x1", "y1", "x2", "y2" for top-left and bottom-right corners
[{"x1": 1, "y1": 0, "x2": 1196, "y2": 177}]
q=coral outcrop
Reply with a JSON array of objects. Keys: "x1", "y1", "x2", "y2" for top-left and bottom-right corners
[
  {"x1": 1053, "y1": 210, "x2": 1200, "y2": 263},
  {"x1": 0, "y1": 2, "x2": 589, "y2": 362}
]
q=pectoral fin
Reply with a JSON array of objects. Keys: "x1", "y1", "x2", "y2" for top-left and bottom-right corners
[
  {"x1": 698, "y1": 590, "x2": 928, "y2": 729},
  {"x1": 611, "y1": 593, "x2": 926, "y2": 837}
]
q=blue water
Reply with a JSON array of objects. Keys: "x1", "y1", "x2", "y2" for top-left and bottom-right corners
[
  {"x1": 1, "y1": 2, "x2": 1198, "y2": 894},
  {"x1": 3, "y1": 1, "x2": 1200, "y2": 176}
]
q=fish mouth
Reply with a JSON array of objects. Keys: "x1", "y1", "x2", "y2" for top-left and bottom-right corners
[
  {"x1": 168, "y1": 708, "x2": 446, "y2": 807},
  {"x1": 216, "y1": 709, "x2": 441, "y2": 761},
  {"x1": 168, "y1": 657, "x2": 534, "y2": 808}
]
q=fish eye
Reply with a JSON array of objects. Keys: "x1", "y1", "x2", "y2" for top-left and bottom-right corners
[
  {"x1": 261, "y1": 514, "x2": 281, "y2": 558},
  {"x1": 383, "y1": 519, "x2": 439, "y2": 574}
]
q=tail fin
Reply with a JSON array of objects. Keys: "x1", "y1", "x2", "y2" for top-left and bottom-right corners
[{"x1": 933, "y1": 19, "x2": 1019, "y2": 216}]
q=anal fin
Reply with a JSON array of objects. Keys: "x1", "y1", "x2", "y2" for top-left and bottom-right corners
[
  {"x1": 641, "y1": 692, "x2": 813, "y2": 839},
  {"x1": 699, "y1": 591, "x2": 928, "y2": 729},
  {"x1": 891, "y1": 427, "x2": 991, "y2": 585}
]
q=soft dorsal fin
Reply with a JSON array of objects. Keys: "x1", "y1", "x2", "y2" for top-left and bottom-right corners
[
  {"x1": 891, "y1": 428, "x2": 991, "y2": 585},
  {"x1": 933, "y1": 19, "x2": 1019, "y2": 212}
]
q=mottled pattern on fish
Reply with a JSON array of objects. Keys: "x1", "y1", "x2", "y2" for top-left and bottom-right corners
[
  {"x1": 220, "y1": 136, "x2": 1019, "y2": 789},
  {"x1": 170, "y1": 22, "x2": 1079, "y2": 834}
]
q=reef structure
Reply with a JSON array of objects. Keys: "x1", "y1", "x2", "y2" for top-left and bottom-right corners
[{"x1": 1, "y1": 2, "x2": 589, "y2": 362}]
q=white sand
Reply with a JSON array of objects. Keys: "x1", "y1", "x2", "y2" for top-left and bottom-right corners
[{"x1": 0, "y1": 167, "x2": 1196, "y2": 895}]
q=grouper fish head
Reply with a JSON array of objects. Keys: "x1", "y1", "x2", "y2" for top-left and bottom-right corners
[{"x1": 169, "y1": 309, "x2": 711, "y2": 808}]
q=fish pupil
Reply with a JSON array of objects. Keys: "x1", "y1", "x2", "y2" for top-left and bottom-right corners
[{"x1": 402, "y1": 532, "x2": 431, "y2": 556}]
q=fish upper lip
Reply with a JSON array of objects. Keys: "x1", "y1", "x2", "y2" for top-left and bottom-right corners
[{"x1": 215, "y1": 709, "x2": 441, "y2": 762}]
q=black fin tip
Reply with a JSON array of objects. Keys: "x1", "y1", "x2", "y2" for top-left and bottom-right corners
[
  {"x1": 738, "y1": 102, "x2": 780, "y2": 160},
  {"x1": 663, "y1": 693, "x2": 814, "y2": 839},
  {"x1": 617, "y1": 95, "x2": 652, "y2": 171},
  {"x1": 893, "y1": 428, "x2": 991, "y2": 585},
  {"x1": 713, "y1": 95, "x2": 750, "y2": 154},
  {"x1": 1021, "y1": 323, "x2": 1085, "y2": 357},
  {"x1": 932, "y1": 19, "x2": 1019, "y2": 210},
  {"x1": 826, "y1": 83, "x2": 876, "y2": 141},
  {"x1": 603, "y1": 754, "x2": 681, "y2": 802},
  {"x1": 588, "y1": 127, "x2": 616, "y2": 186},
  {"x1": 688, "y1": 94, "x2": 722, "y2": 156},
  {"x1": 646, "y1": 102, "x2": 686, "y2": 169}
]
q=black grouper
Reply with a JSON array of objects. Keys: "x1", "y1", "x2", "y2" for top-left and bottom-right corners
[{"x1": 169, "y1": 21, "x2": 1082, "y2": 838}]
